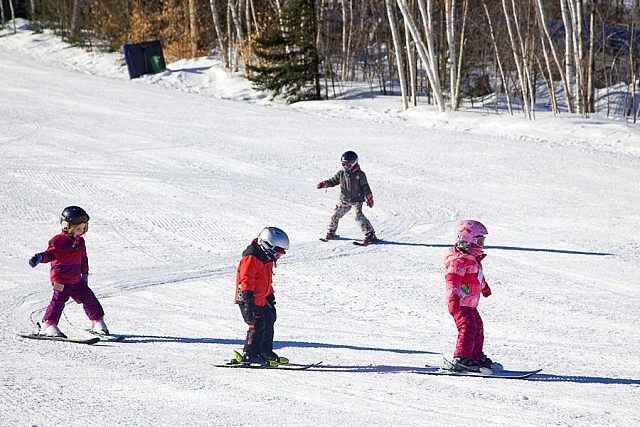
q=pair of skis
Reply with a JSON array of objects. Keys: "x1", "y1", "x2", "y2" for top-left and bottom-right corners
[
  {"x1": 418, "y1": 358, "x2": 541, "y2": 379},
  {"x1": 17, "y1": 330, "x2": 125, "y2": 345},
  {"x1": 215, "y1": 350, "x2": 322, "y2": 370}
]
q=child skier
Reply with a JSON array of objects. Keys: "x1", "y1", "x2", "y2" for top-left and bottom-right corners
[
  {"x1": 443, "y1": 219, "x2": 495, "y2": 372},
  {"x1": 316, "y1": 151, "x2": 377, "y2": 243},
  {"x1": 28, "y1": 206, "x2": 109, "y2": 338},
  {"x1": 234, "y1": 227, "x2": 289, "y2": 365}
]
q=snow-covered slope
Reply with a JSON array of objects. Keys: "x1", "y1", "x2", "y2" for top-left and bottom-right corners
[{"x1": 1, "y1": 21, "x2": 639, "y2": 426}]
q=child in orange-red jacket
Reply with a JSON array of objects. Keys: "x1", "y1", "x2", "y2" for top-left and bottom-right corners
[{"x1": 235, "y1": 227, "x2": 289, "y2": 365}]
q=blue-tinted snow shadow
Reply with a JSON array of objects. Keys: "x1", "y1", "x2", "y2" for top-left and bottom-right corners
[
  {"x1": 114, "y1": 335, "x2": 435, "y2": 355},
  {"x1": 528, "y1": 373, "x2": 640, "y2": 385},
  {"x1": 164, "y1": 66, "x2": 211, "y2": 74},
  {"x1": 306, "y1": 365, "x2": 436, "y2": 373},
  {"x1": 377, "y1": 241, "x2": 614, "y2": 256}
]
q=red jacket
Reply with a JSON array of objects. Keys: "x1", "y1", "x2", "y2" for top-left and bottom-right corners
[
  {"x1": 38, "y1": 230, "x2": 88, "y2": 284},
  {"x1": 235, "y1": 239, "x2": 274, "y2": 307}
]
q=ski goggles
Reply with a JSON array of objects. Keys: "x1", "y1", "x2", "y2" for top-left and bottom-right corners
[
  {"x1": 342, "y1": 162, "x2": 355, "y2": 168},
  {"x1": 67, "y1": 215, "x2": 89, "y2": 225},
  {"x1": 273, "y1": 246, "x2": 287, "y2": 254}
]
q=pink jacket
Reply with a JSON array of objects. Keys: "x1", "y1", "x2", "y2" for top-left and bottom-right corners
[{"x1": 443, "y1": 246, "x2": 489, "y2": 308}]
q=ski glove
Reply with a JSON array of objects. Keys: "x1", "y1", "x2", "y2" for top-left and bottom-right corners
[
  {"x1": 366, "y1": 193, "x2": 374, "y2": 208},
  {"x1": 81, "y1": 273, "x2": 89, "y2": 285},
  {"x1": 240, "y1": 291, "x2": 258, "y2": 325},
  {"x1": 482, "y1": 284, "x2": 492, "y2": 297},
  {"x1": 29, "y1": 253, "x2": 43, "y2": 268},
  {"x1": 266, "y1": 293, "x2": 276, "y2": 307},
  {"x1": 316, "y1": 181, "x2": 329, "y2": 189}
]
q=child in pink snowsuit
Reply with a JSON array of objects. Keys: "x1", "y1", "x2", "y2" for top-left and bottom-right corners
[
  {"x1": 443, "y1": 220, "x2": 493, "y2": 372},
  {"x1": 28, "y1": 206, "x2": 108, "y2": 338}
]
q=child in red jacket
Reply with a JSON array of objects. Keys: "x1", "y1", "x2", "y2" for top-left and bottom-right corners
[
  {"x1": 28, "y1": 206, "x2": 108, "y2": 338},
  {"x1": 443, "y1": 220, "x2": 495, "y2": 372},
  {"x1": 235, "y1": 227, "x2": 289, "y2": 365}
]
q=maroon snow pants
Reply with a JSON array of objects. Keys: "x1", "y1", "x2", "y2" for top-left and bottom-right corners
[
  {"x1": 452, "y1": 306, "x2": 485, "y2": 361},
  {"x1": 43, "y1": 280, "x2": 104, "y2": 325}
]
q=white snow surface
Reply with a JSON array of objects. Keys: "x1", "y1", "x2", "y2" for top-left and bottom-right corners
[{"x1": 1, "y1": 20, "x2": 639, "y2": 426}]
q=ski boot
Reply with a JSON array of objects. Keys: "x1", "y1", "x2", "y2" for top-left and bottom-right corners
[
  {"x1": 91, "y1": 319, "x2": 110, "y2": 336},
  {"x1": 363, "y1": 230, "x2": 378, "y2": 244},
  {"x1": 39, "y1": 322, "x2": 67, "y2": 338},
  {"x1": 261, "y1": 351, "x2": 289, "y2": 365},
  {"x1": 449, "y1": 357, "x2": 481, "y2": 372}
]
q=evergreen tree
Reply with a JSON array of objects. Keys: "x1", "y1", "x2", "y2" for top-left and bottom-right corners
[{"x1": 247, "y1": 0, "x2": 321, "y2": 103}]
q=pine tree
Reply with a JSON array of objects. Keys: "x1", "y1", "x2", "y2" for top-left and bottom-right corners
[{"x1": 247, "y1": 0, "x2": 321, "y2": 103}]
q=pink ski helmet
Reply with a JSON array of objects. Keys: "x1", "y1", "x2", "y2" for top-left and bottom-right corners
[{"x1": 455, "y1": 220, "x2": 488, "y2": 245}]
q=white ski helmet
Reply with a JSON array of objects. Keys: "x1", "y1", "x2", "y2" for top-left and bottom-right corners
[
  {"x1": 455, "y1": 220, "x2": 488, "y2": 245},
  {"x1": 258, "y1": 227, "x2": 290, "y2": 256}
]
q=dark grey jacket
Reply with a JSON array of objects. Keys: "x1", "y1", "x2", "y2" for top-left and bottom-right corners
[{"x1": 325, "y1": 167, "x2": 372, "y2": 203}]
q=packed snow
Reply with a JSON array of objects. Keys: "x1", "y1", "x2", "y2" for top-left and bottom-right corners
[{"x1": 1, "y1": 19, "x2": 639, "y2": 426}]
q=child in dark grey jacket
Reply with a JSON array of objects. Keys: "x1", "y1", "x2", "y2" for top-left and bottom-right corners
[{"x1": 316, "y1": 151, "x2": 377, "y2": 243}]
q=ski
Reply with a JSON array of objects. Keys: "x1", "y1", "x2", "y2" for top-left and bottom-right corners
[
  {"x1": 416, "y1": 367, "x2": 542, "y2": 379},
  {"x1": 17, "y1": 333, "x2": 100, "y2": 345},
  {"x1": 417, "y1": 358, "x2": 541, "y2": 379},
  {"x1": 221, "y1": 350, "x2": 321, "y2": 370},
  {"x1": 88, "y1": 330, "x2": 126, "y2": 342},
  {"x1": 319, "y1": 234, "x2": 340, "y2": 242},
  {"x1": 353, "y1": 239, "x2": 381, "y2": 246},
  {"x1": 215, "y1": 360, "x2": 323, "y2": 370}
]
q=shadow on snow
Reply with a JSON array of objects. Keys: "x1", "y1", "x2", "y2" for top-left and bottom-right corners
[
  {"x1": 528, "y1": 373, "x2": 640, "y2": 385},
  {"x1": 376, "y1": 241, "x2": 613, "y2": 256},
  {"x1": 108, "y1": 335, "x2": 435, "y2": 355}
]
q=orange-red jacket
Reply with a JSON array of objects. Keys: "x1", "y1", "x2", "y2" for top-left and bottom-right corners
[{"x1": 234, "y1": 239, "x2": 274, "y2": 307}]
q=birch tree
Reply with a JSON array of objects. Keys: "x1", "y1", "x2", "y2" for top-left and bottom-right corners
[
  {"x1": 209, "y1": 0, "x2": 228, "y2": 66},
  {"x1": 385, "y1": 0, "x2": 409, "y2": 109},
  {"x1": 534, "y1": 0, "x2": 575, "y2": 113},
  {"x1": 501, "y1": 0, "x2": 534, "y2": 118},
  {"x1": 188, "y1": 0, "x2": 198, "y2": 58},
  {"x1": 395, "y1": 0, "x2": 445, "y2": 112}
]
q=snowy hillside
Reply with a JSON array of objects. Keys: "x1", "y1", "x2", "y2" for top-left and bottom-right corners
[{"x1": 1, "y1": 20, "x2": 639, "y2": 426}]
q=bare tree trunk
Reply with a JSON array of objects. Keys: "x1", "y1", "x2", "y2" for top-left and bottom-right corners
[
  {"x1": 629, "y1": 17, "x2": 638, "y2": 121},
  {"x1": 445, "y1": 0, "x2": 468, "y2": 111},
  {"x1": 1, "y1": 0, "x2": 5, "y2": 28},
  {"x1": 341, "y1": 0, "x2": 354, "y2": 80},
  {"x1": 483, "y1": 2, "x2": 512, "y2": 115},
  {"x1": 535, "y1": 0, "x2": 574, "y2": 113},
  {"x1": 415, "y1": 0, "x2": 442, "y2": 95},
  {"x1": 9, "y1": 0, "x2": 16, "y2": 33},
  {"x1": 228, "y1": 0, "x2": 244, "y2": 42},
  {"x1": 385, "y1": 0, "x2": 408, "y2": 109},
  {"x1": 586, "y1": 5, "x2": 595, "y2": 115},
  {"x1": 71, "y1": 0, "x2": 84, "y2": 38},
  {"x1": 405, "y1": 24, "x2": 417, "y2": 106},
  {"x1": 209, "y1": 0, "x2": 229, "y2": 66},
  {"x1": 188, "y1": 0, "x2": 198, "y2": 58},
  {"x1": 396, "y1": 0, "x2": 445, "y2": 111},
  {"x1": 501, "y1": 0, "x2": 534, "y2": 118},
  {"x1": 445, "y1": 0, "x2": 457, "y2": 110},
  {"x1": 560, "y1": 0, "x2": 576, "y2": 112},
  {"x1": 566, "y1": 0, "x2": 586, "y2": 114}
]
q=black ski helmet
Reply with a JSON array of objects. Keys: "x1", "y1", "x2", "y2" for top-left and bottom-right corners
[
  {"x1": 60, "y1": 206, "x2": 90, "y2": 231},
  {"x1": 341, "y1": 151, "x2": 358, "y2": 164}
]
